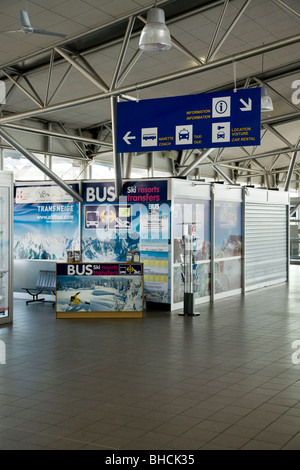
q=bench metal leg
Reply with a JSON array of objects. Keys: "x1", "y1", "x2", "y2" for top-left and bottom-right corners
[
  {"x1": 26, "y1": 297, "x2": 45, "y2": 305},
  {"x1": 25, "y1": 289, "x2": 45, "y2": 305}
]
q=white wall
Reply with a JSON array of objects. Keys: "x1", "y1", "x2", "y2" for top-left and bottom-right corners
[{"x1": 14, "y1": 259, "x2": 56, "y2": 299}]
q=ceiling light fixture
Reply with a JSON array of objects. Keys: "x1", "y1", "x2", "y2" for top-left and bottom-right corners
[
  {"x1": 260, "y1": 48, "x2": 273, "y2": 112},
  {"x1": 261, "y1": 84, "x2": 273, "y2": 112},
  {"x1": 139, "y1": 7, "x2": 172, "y2": 52}
]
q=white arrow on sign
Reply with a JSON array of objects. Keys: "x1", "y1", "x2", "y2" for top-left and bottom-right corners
[
  {"x1": 123, "y1": 131, "x2": 136, "y2": 145},
  {"x1": 240, "y1": 98, "x2": 252, "y2": 111}
]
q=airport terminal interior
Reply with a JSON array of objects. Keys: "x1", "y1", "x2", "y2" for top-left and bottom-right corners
[{"x1": 0, "y1": 0, "x2": 300, "y2": 451}]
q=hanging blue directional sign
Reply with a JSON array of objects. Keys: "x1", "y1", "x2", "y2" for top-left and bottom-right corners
[{"x1": 117, "y1": 88, "x2": 261, "y2": 153}]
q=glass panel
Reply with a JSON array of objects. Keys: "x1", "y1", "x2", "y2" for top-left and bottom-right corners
[
  {"x1": 173, "y1": 262, "x2": 211, "y2": 303},
  {"x1": 51, "y1": 156, "x2": 81, "y2": 180},
  {"x1": 173, "y1": 198, "x2": 211, "y2": 303},
  {"x1": 91, "y1": 163, "x2": 170, "y2": 180},
  {"x1": 4, "y1": 150, "x2": 45, "y2": 180},
  {"x1": 173, "y1": 199, "x2": 211, "y2": 263},
  {"x1": 214, "y1": 201, "x2": 242, "y2": 295},
  {"x1": 130, "y1": 167, "x2": 148, "y2": 178},
  {"x1": 215, "y1": 259, "x2": 242, "y2": 294},
  {"x1": 92, "y1": 162, "x2": 115, "y2": 179},
  {"x1": 173, "y1": 265, "x2": 184, "y2": 303},
  {"x1": 0, "y1": 186, "x2": 10, "y2": 318},
  {"x1": 214, "y1": 201, "x2": 242, "y2": 258},
  {"x1": 194, "y1": 263, "x2": 211, "y2": 299},
  {"x1": 290, "y1": 204, "x2": 300, "y2": 261}
]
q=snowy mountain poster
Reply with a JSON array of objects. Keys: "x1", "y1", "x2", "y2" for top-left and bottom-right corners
[{"x1": 14, "y1": 183, "x2": 80, "y2": 260}]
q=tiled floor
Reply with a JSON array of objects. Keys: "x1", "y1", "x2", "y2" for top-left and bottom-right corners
[{"x1": 0, "y1": 266, "x2": 300, "y2": 450}]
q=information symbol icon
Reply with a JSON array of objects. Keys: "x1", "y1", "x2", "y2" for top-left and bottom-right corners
[
  {"x1": 212, "y1": 96, "x2": 231, "y2": 118},
  {"x1": 215, "y1": 100, "x2": 228, "y2": 114}
]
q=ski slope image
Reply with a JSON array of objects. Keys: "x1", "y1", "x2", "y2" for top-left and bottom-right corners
[{"x1": 56, "y1": 275, "x2": 143, "y2": 312}]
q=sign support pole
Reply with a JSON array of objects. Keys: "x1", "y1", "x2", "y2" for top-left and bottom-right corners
[{"x1": 111, "y1": 95, "x2": 123, "y2": 198}]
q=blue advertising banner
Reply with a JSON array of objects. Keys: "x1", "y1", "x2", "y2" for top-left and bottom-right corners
[
  {"x1": 82, "y1": 181, "x2": 139, "y2": 262},
  {"x1": 14, "y1": 184, "x2": 80, "y2": 260},
  {"x1": 81, "y1": 180, "x2": 171, "y2": 303},
  {"x1": 81, "y1": 180, "x2": 170, "y2": 262},
  {"x1": 117, "y1": 88, "x2": 261, "y2": 153}
]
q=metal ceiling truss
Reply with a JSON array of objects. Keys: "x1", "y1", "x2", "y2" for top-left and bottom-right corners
[
  {"x1": 0, "y1": 0, "x2": 299, "y2": 194},
  {"x1": 271, "y1": 0, "x2": 300, "y2": 20},
  {"x1": 2, "y1": 34, "x2": 300, "y2": 125}
]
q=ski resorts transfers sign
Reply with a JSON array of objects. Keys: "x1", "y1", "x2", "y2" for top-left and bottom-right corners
[{"x1": 82, "y1": 179, "x2": 168, "y2": 204}]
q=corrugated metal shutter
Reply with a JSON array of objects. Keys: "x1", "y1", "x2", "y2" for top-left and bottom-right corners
[{"x1": 245, "y1": 203, "x2": 287, "y2": 290}]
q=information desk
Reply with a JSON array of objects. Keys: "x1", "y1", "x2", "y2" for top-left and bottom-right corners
[{"x1": 56, "y1": 262, "x2": 143, "y2": 319}]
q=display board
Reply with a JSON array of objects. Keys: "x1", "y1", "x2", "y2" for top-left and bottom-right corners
[
  {"x1": 81, "y1": 180, "x2": 171, "y2": 305},
  {"x1": 14, "y1": 183, "x2": 80, "y2": 260},
  {"x1": 56, "y1": 262, "x2": 144, "y2": 318}
]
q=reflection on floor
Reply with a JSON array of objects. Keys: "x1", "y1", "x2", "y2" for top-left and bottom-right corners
[{"x1": 0, "y1": 265, "x2": 300, "y2": 450}]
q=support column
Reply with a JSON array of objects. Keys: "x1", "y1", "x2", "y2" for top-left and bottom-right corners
[
  {"x1": 284, "y1": 138, "x2": 300, "y2": 191},
  {"x1": 125, "y1": 153, "x2": 133, "y2": 179},
  {"x1": 0, "y1": 146, "x2": 3, "y2": 170},
  {"x1": 149, "y1": 152, "x2": 154, "y2": 178},
  {"x1": 110, "y1": 96, "x2": 122, "y2": 197},
  {"x1": 210, "y1": 184, "x2": 215, "y2": 303}
]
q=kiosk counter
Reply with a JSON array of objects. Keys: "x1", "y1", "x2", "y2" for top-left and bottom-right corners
[{"x1": 56, "y1": 262, "x2": 143, "y2": 319}]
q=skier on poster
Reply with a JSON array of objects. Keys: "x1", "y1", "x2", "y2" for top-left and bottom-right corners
[{"x1": 69, "y1": 292, "x2": 90, "y2": 307}]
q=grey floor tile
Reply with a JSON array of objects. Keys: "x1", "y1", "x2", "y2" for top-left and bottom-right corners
[
  {"x1": 254, "y1": 429, "x2": 295, "y2": 446},
  {"x1": 281, "y1": 433, "x2": 300, "y2": 450},
  {"x1": 241, "y1": 440, "x2": 282, "y2": 450},
  {"x1": 201, "y1": 433, "x2": 251, "y2": 449},
  {"x1": 0, "y1": 265, "x2": 300, "y2": 450},
  {"x1": 162, "y1": 436, "x2": 206, "y2": 450}
]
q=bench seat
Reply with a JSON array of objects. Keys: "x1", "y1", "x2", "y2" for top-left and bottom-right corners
[{"x1": 23, "y1": 270, "x2": 56, "y2": 306}]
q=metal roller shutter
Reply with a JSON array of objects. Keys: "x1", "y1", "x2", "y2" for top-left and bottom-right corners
[{"x1": 245, "y1": 203, "x2": 287, "y2": 290}]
